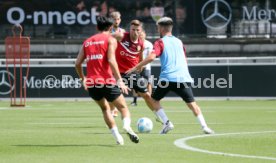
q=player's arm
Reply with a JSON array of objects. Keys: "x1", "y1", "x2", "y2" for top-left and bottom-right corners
[
  {"x1": 139, "y1": 41, "x2": 145, "y2": 62},
  {"x1": 75, "y1": 46, "x2": 87, "y2": 90},
  {"x1": 107, "y1": 37, "x2": 130, "y2": 94},
  {"x1": 137, "y1": 46, "x2": 145, "y2": 72},
  {"x1": 139, "y1": 49, "x2": 144, "y2": 62},
  {"x1": 126, "y1": 40, "x2": 160, "y2": 74},
  {"x1": 126, "y1": 52, "x2": 156, "y2": 74}
]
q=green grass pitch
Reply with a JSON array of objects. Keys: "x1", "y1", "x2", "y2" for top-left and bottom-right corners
[{"x1": 0, "y1": 99, "x2": 276, "y2": 163}]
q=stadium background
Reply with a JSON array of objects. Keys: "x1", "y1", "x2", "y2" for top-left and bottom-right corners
[{"x1": 0, "y1": 0, "x2": 276, "y2": 98}]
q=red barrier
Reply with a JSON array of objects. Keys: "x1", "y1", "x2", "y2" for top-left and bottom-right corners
[{"x1": 5, "y1": 25, "x2": 30, "y2": 107}]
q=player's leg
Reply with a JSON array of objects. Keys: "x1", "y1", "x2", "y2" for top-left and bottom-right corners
[
  {"x1": 132, "y1": 72, "x2": 155, "y2": 111},
  {"x1": 136, "y1": 70, "x2": 153, "y2": 107},
  {"x1": 136, "y1": 79, "x2": 174, "y2": 134},
  {"x1": 137, "y1": 91, "x2": 155, "y2": 110},
  {"x1": 105, "y1": 85, "x2": 139, "y2": 143},
  {"x1": 150, "y1": 81, "x2": 174, "y2": 134},
  {"x1": 186, "y1": 102, "x2": 214, "y2": 134},
  {"x1": 88, "y1": 87, "x2": 124, "y2": 145},
  {"x1": 94, "y1": 98, "x2": 116, "y2": 128},
  {"x1": 126, "y1": 73, "x2": 169, "y2": 131},
  {"x1": 147, "y1": 83, "x2": 152, "y2": 96},
  {"x1": 111, "y1": 94, "x2": 130, "y2": 121},
  {"x1": 172, "y1": 82, "x2": 214, "y2": 134},
  {"x1": 131, "y1": 89, "x2": 138, "y2": 106},
  {"x1": 137, "y1": 80, "x2": 168, "y2": 115},
  {"x1": 142, "y1": 69, "x2": 152, "y2": 95},
  {"x1": 109, "y1": 103, "x2": 118, "y2": 117},
  {"x1": 110, "y1": 74, "x2": 126, "y2": 116},
  {"x1": 94, "y1": 98, "x2": 124, "y2": 145}
]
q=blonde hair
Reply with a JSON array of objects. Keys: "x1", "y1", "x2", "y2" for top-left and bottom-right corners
[{"x1": 110, "y1": 11, "x2": 121, "y2": 18}]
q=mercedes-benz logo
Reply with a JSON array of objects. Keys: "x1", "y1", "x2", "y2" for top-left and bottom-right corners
[
  {"x1": 0, "y1": 70, "x2": 15, "y2": 95},
  {"x1": 201, "y1": 0, "x2": 232, "y2": 29}
]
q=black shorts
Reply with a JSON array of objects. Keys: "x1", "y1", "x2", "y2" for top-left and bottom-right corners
[
  {"x1": 140, "y1": 69, "x2": 152, "y2": 83},
  {"x1": 152, "y1": 81, "x2": 195, "y2": 103},
  {"x1": 121, "y1": 73, "x2": 148, "y2": 93},
  {"x1": 88, "y1": 84, "x2": 121, "y2": 102}
]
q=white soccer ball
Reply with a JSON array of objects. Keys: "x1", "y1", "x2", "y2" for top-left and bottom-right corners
[{"x1": 137, "y1": 117, "x2": 153, "y2": 133}]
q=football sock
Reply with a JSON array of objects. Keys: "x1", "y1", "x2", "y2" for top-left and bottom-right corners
[
  {"x1": 123, "y1": 117, "x2": 131, "y2": 129},
  {"x1": 133, "y1": 97, "x2": 137, "y2": 103},
  {"x1": 155, "y1": 108, "x2": 168, "y2": 124},
  {"x1": 110, "y1": 126, "x2": 120, "y2": 139},
  {"x1": 197, "y1": 114, "x2": 208, "y2": 128}
]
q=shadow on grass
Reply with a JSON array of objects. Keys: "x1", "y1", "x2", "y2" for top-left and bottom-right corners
[
  {"x1": 46, "y1": 126, "x2": 104, "y2": 129},
  {"x1": 13, "y1": 144, "x2": 117, "y2": 148},
  {"x1": 40, "y1": 116, "x2": 98, "y2": 118},
  {"x1": 83, "y1": 132, "x2": 110, "y2": 135}
]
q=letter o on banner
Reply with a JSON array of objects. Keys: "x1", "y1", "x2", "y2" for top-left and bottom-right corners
[{"x1": 7, "y1": 7, "x2": 25, "y2": 24}]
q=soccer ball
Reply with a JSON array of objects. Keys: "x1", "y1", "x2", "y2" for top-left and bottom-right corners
[{"x1": 137, "y1": 117, "x2": 153, "y2": 133}]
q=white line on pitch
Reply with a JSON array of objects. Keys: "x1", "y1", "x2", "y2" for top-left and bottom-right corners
[
  {"x1": 174, "y1": 131, "x2": 276, "y2": 161},
  {"x1": 0, "y1": 107, "x2": 11, "y2": 110},
  {"x1": 0, "y1": 106, "x2": 32, "y2": 109}
]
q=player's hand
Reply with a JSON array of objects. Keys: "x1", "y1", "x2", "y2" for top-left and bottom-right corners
[
  {"x1": 126, "y1": 66, "x2": 137, "y2": 75},
  {"x1": 117, "y1": 79, "x2": 130, "y2": 95},
  {"x1": 137, "y1": 67, "x2": 144, "y2": 73},
  {"x1": 82, "y1": 77, "x2": 88, "y2": 91}
]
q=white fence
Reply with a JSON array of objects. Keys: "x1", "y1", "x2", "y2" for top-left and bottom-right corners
[{"x1": 1, "y1": 57, "x2": 276, "y2": 67}]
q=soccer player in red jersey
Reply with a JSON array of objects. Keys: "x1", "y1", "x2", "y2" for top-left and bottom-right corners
[
  {"x1": 112, "y1": 20, "x2": 155, "y2": 108},
  {"x1": 112, "y1": 20, "x2": 167, "y2": 126},
  {"x1": 131, "y1": 30, "x2": 153, "y2": 106},
  {"x1": 75, "y1": 16, "x2": 139, "y2": 145}
]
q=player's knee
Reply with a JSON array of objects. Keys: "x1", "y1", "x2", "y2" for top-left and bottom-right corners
[
  {"x1": 100, "y1": 106, "x2": 109, "y2": 112},
  {"x1": 113, "y1": 101, "x2": 127, "y2": 110},
  {"x1": 117, "y1": 105, "x2": 127, "y2": 111},
  {"x1": 140, "y1": 92, "x2": 151, "y2": 100}
]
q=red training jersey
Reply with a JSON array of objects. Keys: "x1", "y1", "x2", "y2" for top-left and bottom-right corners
[
  {"x1": 83, "y1": 33, "x2": 116, "y2": 85},
  {"x1": 115, "y1": 32, "x2": 144, "y2": 73}
]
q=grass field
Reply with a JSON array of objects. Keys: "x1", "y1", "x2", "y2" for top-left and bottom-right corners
[{"x1": 0, "y1": 99, "x2": 276, "y2": 163}]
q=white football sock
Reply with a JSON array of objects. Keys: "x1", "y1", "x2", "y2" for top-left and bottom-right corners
[
  {"x1": 123, "y1": 117, "x2": 131, "y2": 129},
  {"x1": 110, "y1": 126, "x2": 120, "y2": 139},
  {"x1": 197, "y1": 114, "x2": 208, "y2": 128},
  {"x1": 155, "y1": 108, "x2": 169, "y2": 124},
  {"x1": 155, "y1": 114, "x2": 163, "y2": 124}
]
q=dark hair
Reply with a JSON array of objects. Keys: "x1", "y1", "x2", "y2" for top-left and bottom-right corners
[
  {"x1": 130, "y1": 19, "x2": 142, "y2": 27},
  {"x1": 96, "y1": 16, "x2": 114, "y2": 31}
]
